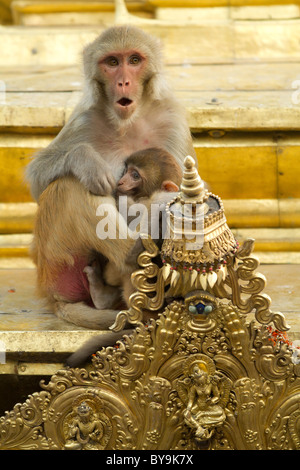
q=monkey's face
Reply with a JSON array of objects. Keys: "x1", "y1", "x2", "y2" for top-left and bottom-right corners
[
  {"x1": 98, "y1": 51, "x2": 147, "y2": 120},
  {"x1": 116, "y1": 165, "x2": 143, "y2": 197}
]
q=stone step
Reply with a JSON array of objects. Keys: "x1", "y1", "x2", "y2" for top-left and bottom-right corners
[
  {"x1": 1, "y1": 198, "x2": 300, "y2": 236},
  {"x1": 1, "y1": 87, "x2": 299, "y2": 133},
  {"x1": 1, "y1": 60, "x2": 300, "y2": 132},
  {"x1": 10, "y1": 0, "x2": 152, "y2": 26},
  {"x1": 7, "y1": 1, "x2": 300, "y2": 27},
  {"x1": 0, "y1": 234, "x2": 32, "y2": 257},
  {"x1": 148, "y1": 0, "x2": 300, "y2": 6},
  {"x1": 1, "y1": 132, "x2": 299, "y2": 203},
  {"x1": 1, "y1": 58, "x2": 299, "y2": 207},
  {"x1": 1, "y1": 24, "x2": 300, "y2": 250},
  {"x1": 155, "y1": 4, "x2": 300, "y2": 22},
  {"x1": 1, "y1": 18, "x2": 300, "y2": 66},
  {"x1": 1, "y1": 228, "x2": 300, "y2": 259}
]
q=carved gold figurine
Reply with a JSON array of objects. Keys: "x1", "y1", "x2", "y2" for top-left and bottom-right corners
[
  {"x1": 63, "y1": 391, "x2": 112, "y2": 450},
  {"x1": 177, "y1": 354, "x2": 231, "y2": 441},
  {"x1": 0, "y1": 156, "x2": 299, "y2": 450}
]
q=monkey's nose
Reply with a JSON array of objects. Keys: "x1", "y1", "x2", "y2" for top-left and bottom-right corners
[{"x1": 118, "y1": 80, "x2": 130, "y2": 87}]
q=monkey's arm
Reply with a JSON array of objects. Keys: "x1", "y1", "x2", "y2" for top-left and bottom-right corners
[
  {"x1": 65, "y1": 143, "x2": 115, "y2": 197},
  {"x1": 27, "y1": 141, "x2": 115, "y2": 201}
]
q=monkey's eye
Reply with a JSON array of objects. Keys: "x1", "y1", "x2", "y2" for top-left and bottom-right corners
[
  {"x1": 129, "y1": 55, "x2": 141, "y2": 65},
  {"x1": 106, "y1": 56, "x2": 119, "y2": 67},
  {"x1": 131, "y1": 170, "x2": 140, "y2": 180}
]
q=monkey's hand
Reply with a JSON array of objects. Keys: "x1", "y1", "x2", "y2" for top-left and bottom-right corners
[
  {"x1": 67, "y1": 144, "x2": 116, "y2": 195},
  {"x1": 78, "y1": 160, "x2": 116, "y2": 195}
]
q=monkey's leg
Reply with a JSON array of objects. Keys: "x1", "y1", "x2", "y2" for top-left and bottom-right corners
[
  {"x1": 103, "y1": 261, "x2": 123, "y2": 286},
  {"x1": 83, "y1": 265, "x2": 122, "y2": 309},
  {"x1": 36, "y1": 177, "x2": 136, "y2": 270},
  {"x1": 54, "y1": 301, "x2": 121, "y2": 330}
]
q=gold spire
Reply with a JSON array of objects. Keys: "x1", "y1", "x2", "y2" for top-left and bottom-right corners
[
  {"x1": 161, "y1": 154, "x2": 239, "y2": 292},
  {"x1": 180, "y1": 155, "x2": 206, "y2": 200}
]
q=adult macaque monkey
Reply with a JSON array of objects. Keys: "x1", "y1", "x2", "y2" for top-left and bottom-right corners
[
  {"x1": 27, "y1": 25, "x2": 196, "y2": 333},
  {"x1": 32, "y1": 148, "x2": 181, "y2": 327},
  {"x1": 27, "y1": 25, "x2": 196, "y2": 200},
  {"x1": 66, "y1": 148, "x2": 182, "y2": 366}
]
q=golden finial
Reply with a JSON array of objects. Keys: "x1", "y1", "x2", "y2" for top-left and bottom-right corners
[{"x1": 180, "y1": 156, "x2": 206, "y2": 199}]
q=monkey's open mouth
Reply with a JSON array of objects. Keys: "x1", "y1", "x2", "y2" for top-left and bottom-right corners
[{"x1": 117, "y1": 98, "x2": 133, "y2": 107}]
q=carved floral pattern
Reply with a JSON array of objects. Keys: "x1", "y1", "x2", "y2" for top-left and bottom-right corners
[{"x1": 0, "y1": 288, "x2": 299, "y2": 450}]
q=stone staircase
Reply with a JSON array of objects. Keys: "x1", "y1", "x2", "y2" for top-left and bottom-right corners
[{"x1": 0, "y1": 0, "x2": 299, "y2": 412}]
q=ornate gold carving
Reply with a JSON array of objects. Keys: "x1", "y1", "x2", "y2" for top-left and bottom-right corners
[
  {"x1": 112, "y1": 158, "x2": 288, "y2": 334},
  {"x1": 111, "y1": 236, "x2": 165, "y2": 332},
  {"x1": 0, "y1": 156, "x2": 299, "y2": 450},
  {"x1": 1, "y1": 295, "x2": 299, "y2": 450},
  {"x1": 63, "y1": 390, "x2": 112, "y2": 450},
  {"x1": 227, "y1": 239, "x2": 288, "y2": 331},
  {"x1": 177, "y1": 354, "x2": 231, "y2": 441}
]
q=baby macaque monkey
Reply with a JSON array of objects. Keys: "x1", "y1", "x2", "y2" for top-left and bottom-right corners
[
  {"x1": 84, "y1": 147, "x2": 182, "y2": 310},
  {"x1": 117, "y1": 147, "x2": 181, "y2": 200}
]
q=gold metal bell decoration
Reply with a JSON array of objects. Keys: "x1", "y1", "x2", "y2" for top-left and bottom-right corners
[{"x1": 160, "y1": 155, "x2": 238, "y2": 304}]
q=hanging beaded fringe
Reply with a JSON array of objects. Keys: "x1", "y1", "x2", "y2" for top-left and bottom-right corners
[{"x1": 161, "y1": 258, "x2": 228, "y2": 290}]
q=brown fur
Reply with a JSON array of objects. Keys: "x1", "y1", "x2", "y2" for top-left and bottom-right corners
[
  {"x1": 32, "y1": 176, "x2": 132, "y2": 301},
  {"x1": 65, "y1": 150, "x2": 182, "y2": 366},
  {"x1": 27, "y1": 25, "x2": 195, "y2": 335}
]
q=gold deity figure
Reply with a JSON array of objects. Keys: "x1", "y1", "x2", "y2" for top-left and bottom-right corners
[
  {"x1": 63, "y1": 395, "x2": 112, "y2": 450},
  {"x1": 178, "y1": 354, "x2": 231, "y2": 442}
]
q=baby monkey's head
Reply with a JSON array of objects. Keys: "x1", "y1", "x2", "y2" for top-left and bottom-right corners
[{"x1": 116, "y1": 147, "x2": 182, "y2": 200}]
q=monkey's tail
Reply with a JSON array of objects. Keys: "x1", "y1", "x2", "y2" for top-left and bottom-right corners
[
  {"x1": 54, "y1": 300, "x2": 122, "y2": 330},
  {"x1": 66, "y1": 329, "x2": 134, "y2": 367},
  {"x1": 54, "y1": 300, "x2": 134, "y2": 366}
]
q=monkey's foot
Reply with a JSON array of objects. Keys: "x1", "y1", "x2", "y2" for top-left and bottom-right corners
[
  {"x1": 83, "y1": 265, "x2": 102, "y2": 287},
  {"x1": 83, "y1": 266, "x2": 122, "y2": 310}
]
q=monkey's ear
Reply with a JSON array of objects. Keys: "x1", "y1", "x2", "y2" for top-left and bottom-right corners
[{"x1": 161, "y1": 180, "x2": 179, "y2": 192}]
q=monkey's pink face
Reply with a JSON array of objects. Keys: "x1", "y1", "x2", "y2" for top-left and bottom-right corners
[
  {"x1": 98, "y1": 50, "x2": 146, "y2": 120},
  {"x1": 117, "y1": 165, "x2": 142, "y2": 196}
]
